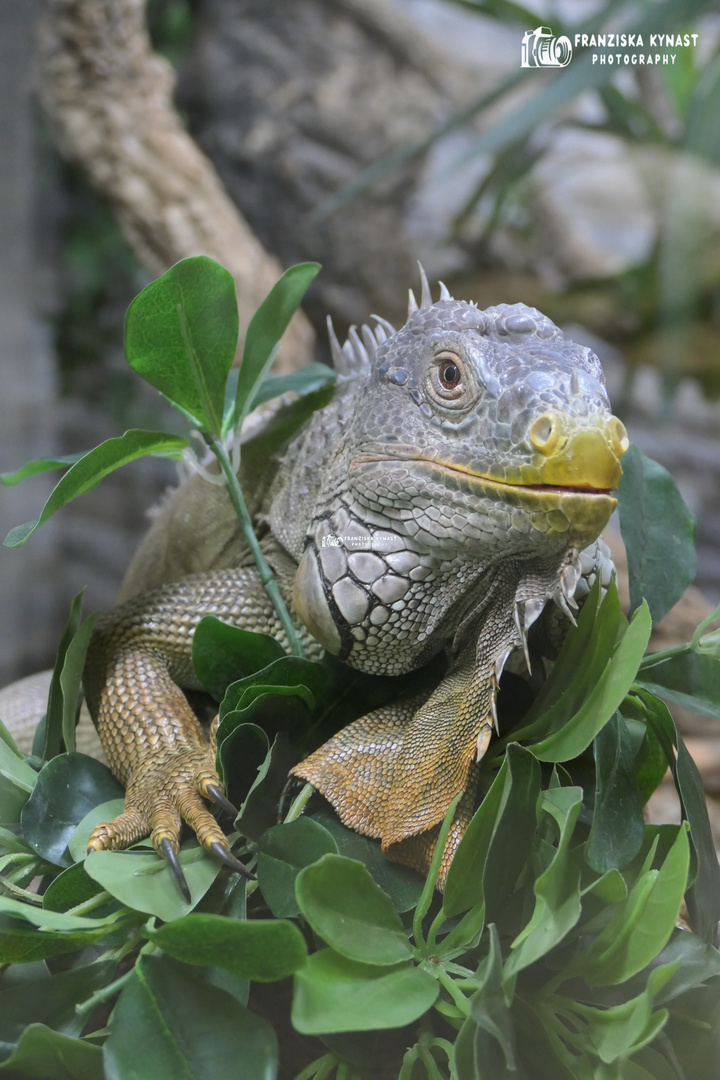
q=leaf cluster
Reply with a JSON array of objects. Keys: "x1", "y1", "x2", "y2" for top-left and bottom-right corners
[{"x1": 1, "y1": 570, "x2": 719, "y2": 1078}]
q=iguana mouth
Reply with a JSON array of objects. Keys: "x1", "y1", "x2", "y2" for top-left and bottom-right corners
[
  {"x1": 432, "y1": 463, "x2": 615, "y2": 497},
  {"x1": 356, "y1": 420, "x2": 625, "y2": 496},
  {"x1": 353, "y1": 455, "x2": 619, "y2": 497}
]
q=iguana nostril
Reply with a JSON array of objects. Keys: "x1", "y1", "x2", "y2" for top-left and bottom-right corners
[
  {"x1": 610, "y1": 417, "x2": 630, "y2": 457},
  {"x1": 530, "y1": 414, "x2": 557, "y2": 454}
]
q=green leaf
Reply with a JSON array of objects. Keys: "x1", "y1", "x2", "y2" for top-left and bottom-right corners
[
  {"x1": 3, "y1": 431, "x2": 188, "y2": 547},
  {"x1": 148, "y1": 913, "x2": 307, "y2": 981},
  {"x1": 637, "y1": 689, "x2": 720, "y2": 942},
  {"x1": 249, "y1": 362, "x2": 335, "y2": 410},
  {"x1": 308, "y1": 810, "x2": 423, "y2": 914},
  {"x1": 482, "y1": 746, "x2": 541, "y2": 929},
  {"x1": 0, "y1": 896, "x2": 119, "y2": 932},
  {"x1": 632, "y1": 714, "x2": 671, "y2": 806},
  {"x1": 105, "y1": 954, "x2": 277, "y2": 1080},
  {"x1": 443, "y1": 756, "x2": 510, "y2": 918},
  {"x1": 84, "y1": 845, "x2": 221, "y2": 921},
  {"x1": 504, "y1": 787, "x2": 584, "y2": 982},
  {"x1": 217, "y1": 725, "x2": 297, "y2": 841},
  {"x1": 617, "y1": 444, "x2": 696, "y2": 624},
  {"x1": 125, "y1": 256, "x2": 238, "y2": 435},
  {"x1": 41, "y1": 861, "x2": 108, "y2": 914},
  {"x1": 218, "y1": 656, "x2": 327, "y2": 720},
  {"x1": 67, "y1": 798, "x2": 128, "y2": 863},
  {"x1": 637, "y1": 651, "x2": 720, "y2": 721},
  {"x1": 505, "y1": 578, "x2": 613, "y2": 744},
  {"x1": 529, "y1": 602, "x2": 652, "y2": 762},
  {"x1": 584, "y1": 964, "x2": 676, "y2": 1064},
  {"x1": 43, "y1": 591, "x2": 97, "y2": 759},
  {"x1": 444, "y1": 744, "x2": 540, "y2": 921},
  {"x1": 676, "y1": 734, "x2": 720, "y2": 942},
  {"x1": 296, "y1": 854, "x2": 412, "y2": 966},
  {"x1": 0, "y1": 452, "x2": 84, "y2": 486},
  {"x1": 192, "y1": 618, "x2": 285, "y2": 702},
  {"x1": 21, "y1": 754, "x2": 124, "y2": 867},
  {"x1": 454, "y1": 925, "x2": 517, "y2": 1080},
  {"x1": 0, "y1": 1024, "x2": 104, "y2": 1079},
  {"x1": 291, "y1": 949, "x2": 438, "y2": 1034},
  {"x1": 587, "y1": 713, "x2": 645, "y2": 872},
  {"x1": 645, "y1": 930, "x2": 720, "y2": 1005},
  {"x1": 257, "y1": 817, "x2": 338, "y2": 918},
  {"x1": 0, "y1": 734, "x2": 37, "y2": 822},
  {"x1": 566, "y1": 825, "x2": 690, "y2": 987},
  {"x1": 226, "y1": 262, "x2": 321, "y2": 434},
  {"x1": 0, "y1": 960, "x2": 114, "y2": 1056},
  {"x1": 0, "y1": 926, "x2": 110, "y2": 966}
]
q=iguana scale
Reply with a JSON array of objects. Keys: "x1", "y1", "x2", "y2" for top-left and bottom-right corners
[{"x1": 83, "y1": 272, "x2": 627, "y2": 892}]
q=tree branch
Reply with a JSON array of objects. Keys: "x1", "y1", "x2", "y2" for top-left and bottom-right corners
[{"x1": 34, "y1": 0, "x2": 315, "y2": 372}]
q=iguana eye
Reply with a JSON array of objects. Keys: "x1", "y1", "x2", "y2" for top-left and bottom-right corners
[
  {"x1": 431, "y1": 351, "x2": 466, "y2": 400},
  {"x1": 440, "y1": 361, "x2": 461, "y2": 389}
]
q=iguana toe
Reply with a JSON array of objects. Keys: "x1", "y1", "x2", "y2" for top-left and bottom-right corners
[
  {"x1": 87, "y1": 807, "x2": 149, "y2": 852},
  {"x1": 86, "y1": 745, "x2": 253, "y2": 894},
  {"x1": 159, "y1": 837, "x2": 191, "y2": 902}
]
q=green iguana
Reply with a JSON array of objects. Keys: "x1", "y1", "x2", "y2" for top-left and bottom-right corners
[{"x1": 82, "y1": 271, "x2": 627, "y2": 894}]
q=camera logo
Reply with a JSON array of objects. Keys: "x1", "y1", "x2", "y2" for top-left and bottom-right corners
[{"x1": 521, "y1": 26, "x2": 573, "y2": 68}]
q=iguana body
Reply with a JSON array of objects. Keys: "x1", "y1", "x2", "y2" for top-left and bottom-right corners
[{"x1": 84, "y1": 276, "x2": 627, "y2": 888}]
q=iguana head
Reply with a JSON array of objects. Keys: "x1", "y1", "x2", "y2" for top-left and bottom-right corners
[
  {"x1": 348, "y1": 291, "x2": 626, "y2": 549},
  {"x1": 293, "y1": 277, "x2": 627, "y2": 667}
]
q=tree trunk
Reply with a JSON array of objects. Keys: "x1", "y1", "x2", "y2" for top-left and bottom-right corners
[{"x1": 34, "y1": 0, "x2": 316, "y2": 372}]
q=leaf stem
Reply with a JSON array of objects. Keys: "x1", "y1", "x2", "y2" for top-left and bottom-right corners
[
  {"x1": 426, "y1": 905, "x2": 447, "y2": 952},
  {"x1": 638, "y1": 642, "x2": 692, "y2": 670},
  {"x1": 203, "y1": 432, "x2": 306, "y2": 658},
  {"x1": 434, "y1": 965, "x2": 471, "y2": 1018},
  {"x1": 65, "y1": 890, "x2": 114, "y2": 917},
  {"x1": 417, "y1": 1045, "x2": 447, "y2": 1080},
  {"x1": 75, "y1": 967, "x2": 135, "y2": 1017},
  {"x1": 292, "y1": 1054, "x2": 338, "y2": 1080},
  {"x1": 284, "y1": 782, "x2": 315, "y2": 823}
]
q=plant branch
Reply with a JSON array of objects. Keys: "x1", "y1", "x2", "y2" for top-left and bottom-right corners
[{"x1": 203, "y1": 431, "x2": 305, "y2": 658}]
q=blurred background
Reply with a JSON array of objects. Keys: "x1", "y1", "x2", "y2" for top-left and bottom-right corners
[{"x1": 1, "y1": 0, "x2": 720, "y2": 690}]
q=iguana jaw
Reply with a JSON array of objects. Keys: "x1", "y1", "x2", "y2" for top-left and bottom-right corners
[
  {"x1": 352, "y1": 421, "x2": 623, "y2": 550},
  {"x1": 357, "y1": 416, "x2": 626, "y2": 496}
]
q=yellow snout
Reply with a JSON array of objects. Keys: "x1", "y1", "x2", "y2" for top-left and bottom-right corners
[{"x1": 529, "y1": 413, "x2": 628, "y2": 490}]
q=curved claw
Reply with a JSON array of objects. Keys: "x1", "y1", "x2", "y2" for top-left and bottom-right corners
[
  {"x1": 202, "y1": 783, "x2": 239, "y2": 820},
  {"x1": 208, "y1": 840, "x2": 256, "y2": 882},
  {"x1": 159, "y1": 836, "x2": 191, "y2": 902}
]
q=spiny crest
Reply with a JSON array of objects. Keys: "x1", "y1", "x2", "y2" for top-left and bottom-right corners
[
  {"x1": 407, "y1": 263, "x2": 454, "y2": 318},
  {"x1": 326, "y1": 315, "x2": 397, "y2": 377},
  {"x1": 327, "y1": 265, "x2": 456, "y2": 377}
]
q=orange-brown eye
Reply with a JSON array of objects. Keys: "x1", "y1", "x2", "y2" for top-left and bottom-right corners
[{"x1": 439, "y1": 362, "x2": 461, "y2": 389}]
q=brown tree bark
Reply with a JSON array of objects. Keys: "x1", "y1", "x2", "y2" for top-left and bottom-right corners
[{"x1": 34, "y1": 0, "x2": 315, "y2": 372}]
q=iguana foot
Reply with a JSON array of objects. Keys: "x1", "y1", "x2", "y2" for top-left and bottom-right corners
[{"x1": 87, "y1": 735, "x2": 254, "y2": 898}]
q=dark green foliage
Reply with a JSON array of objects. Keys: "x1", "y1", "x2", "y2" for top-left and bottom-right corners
[
  {"x1": 617, "y1": 445, "x2": 697, "y2": 624},
  {"x1": 1, "y1": 256, "x2": 719, "y2": 1078}
]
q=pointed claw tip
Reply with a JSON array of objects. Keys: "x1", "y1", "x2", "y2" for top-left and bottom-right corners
[
  {"x1": 159, "y1": 837, "x2": 191, "y2": 903},
  {"x1": 209, "y1": 841, "x2": 256, "y2": 881},
  {"x1": 204, "y1": 783, "x2": 239, "y2": 819}
]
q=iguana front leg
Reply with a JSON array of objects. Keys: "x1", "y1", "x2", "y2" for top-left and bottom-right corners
[
  {"x1": 293, "y1": 590, "x2": 521, "y2": 889},
  {"x1": 83, "y1": 567, "x2": 302, "y2": 895}
]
